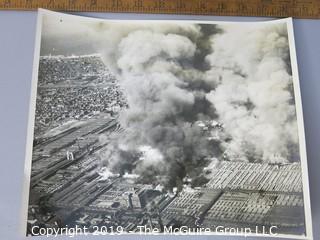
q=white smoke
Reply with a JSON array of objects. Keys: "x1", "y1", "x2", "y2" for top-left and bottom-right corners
[
  {"x1": 95, "y1": 22, "x2": 201, "y2": 75},
  {"x1": 206, "y1": 23, "x2": 298, "y2": 163}
]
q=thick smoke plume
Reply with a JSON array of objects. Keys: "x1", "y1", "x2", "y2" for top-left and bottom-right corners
[
  {"x1": 205, "y1": 23, "x2": 299, "y2": 163},
  {"x1": 97, "y1": 21, "x2": 299, "y2": 188}
]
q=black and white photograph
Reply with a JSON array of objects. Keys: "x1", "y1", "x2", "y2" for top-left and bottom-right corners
[{"x1": 23, "y1": 9, "x2": 312, "y2": 239}]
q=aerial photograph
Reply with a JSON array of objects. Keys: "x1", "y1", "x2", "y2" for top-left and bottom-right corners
[{"x1": 25, "y1": 10, "x2": 310, "y2": 238}]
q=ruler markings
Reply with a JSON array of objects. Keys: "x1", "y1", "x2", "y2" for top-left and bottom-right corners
[{"x1": 0, "y1": 0, "x2": 319, "y2": 18}]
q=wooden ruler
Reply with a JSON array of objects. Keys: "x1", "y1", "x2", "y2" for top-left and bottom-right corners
[{"x1": 0, "y1": 0, "x2": 319, "y2": 18}]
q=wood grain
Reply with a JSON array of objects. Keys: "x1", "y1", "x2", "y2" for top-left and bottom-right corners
[{"x1": 0, "y1": 0, "x2": 319, "y2": 18}]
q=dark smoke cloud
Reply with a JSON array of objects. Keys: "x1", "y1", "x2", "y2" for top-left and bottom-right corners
[
  {"x1": 40, "y1": 13, "x2": 300, "y2": 187},
  {"x1": 96, "y1": 22, "x2": 223, "y2": 189},
  {"x1": 95, "y1": 21, "x2": 299, "y2": 188}
]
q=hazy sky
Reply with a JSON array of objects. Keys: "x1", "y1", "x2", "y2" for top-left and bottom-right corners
[
  {"x1": 40, "y1": 13, "x2": 206, "y2": 56},
  {"x1": 41, "y1": 13, "x2": 103, "y2": 55}
]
